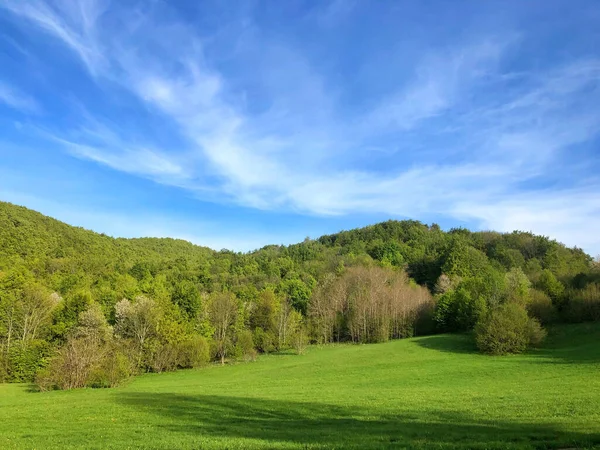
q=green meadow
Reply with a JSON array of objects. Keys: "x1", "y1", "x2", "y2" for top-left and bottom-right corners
[{"x1": 1, "y1": 323, "x2": 599, "y2": 450}]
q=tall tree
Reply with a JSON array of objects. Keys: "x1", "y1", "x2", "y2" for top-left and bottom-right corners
[{"x1": 208, "y1": 292, "x2": 238, "y2": 364}]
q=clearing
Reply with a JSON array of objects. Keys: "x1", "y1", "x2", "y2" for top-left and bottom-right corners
[{"x1": 1, "y1": 323, "x2": 599, "y2": 449}]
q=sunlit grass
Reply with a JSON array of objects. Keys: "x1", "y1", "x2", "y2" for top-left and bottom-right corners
[{"x1": 1, "y1": 322, "x2": 600, "y2": 449}]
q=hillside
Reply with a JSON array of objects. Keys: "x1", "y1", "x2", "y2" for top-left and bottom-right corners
[
  {"x1": 0, "y1": 201, "x2": 214, "y2": 267},
  {"x1": 1, "y1": 322, "x2": 599, "y2": 449},
  {"x1": 1, "y1": 200, "x2": 599, "y2": 386},
  {"x1": 1, "y1": 200, "x2": 593, "y2": 291}
]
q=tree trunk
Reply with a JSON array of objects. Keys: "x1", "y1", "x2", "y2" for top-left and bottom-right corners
[{"x1": 5, "y1": 306, "x2": 14, "y2": 354}]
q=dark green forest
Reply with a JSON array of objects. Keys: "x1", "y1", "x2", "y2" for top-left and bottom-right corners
[{"x1": 1, "y1": 201, "x2": 599, "y2": 389}]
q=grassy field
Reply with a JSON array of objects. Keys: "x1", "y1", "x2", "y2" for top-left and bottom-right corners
[{"x1": 1, "y1": 323, "x2": 599, "y2": 449}]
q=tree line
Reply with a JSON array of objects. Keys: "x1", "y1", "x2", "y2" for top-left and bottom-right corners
[{"x1": 1, "y1": 201, "x2": 599, "y2": 389}]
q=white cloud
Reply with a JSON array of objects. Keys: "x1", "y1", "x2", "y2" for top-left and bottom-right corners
[
  {"x1": 0, "y1": 80, "x2": 40, "y2": 113},
  {"x1": 364, "y1": 40, "x2": 507, "y2": 131},
  {"x1": 65, "y1": 142, "x2": 188, "y2": 179},
  {"x1": 453, "y1": 189, "x2": 600, "y2": 256},
  {"x1": 0, "y1": 0, "x2": 106, "y2": 73},
  {"x1": 2, "y1": 1, "x2": 600, "y2": 255}
]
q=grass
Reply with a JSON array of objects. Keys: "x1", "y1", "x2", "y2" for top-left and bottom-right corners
[{"x1": 1, "y1": 323, "x2": 600, "y2": 449}]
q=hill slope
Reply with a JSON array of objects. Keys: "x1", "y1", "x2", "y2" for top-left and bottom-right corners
[
  {"x1": 1, "y1": 200, "x2": 592, "y2": 292},
  {"x1": 0, "y1": 201, "x2": 214, "y2": 265},
  {"x1": 1, "y1": 322, "x2": 599, "y2": 449},
  {"x1": 1, "y1": 200, "x2": 599, "y2": 385}
]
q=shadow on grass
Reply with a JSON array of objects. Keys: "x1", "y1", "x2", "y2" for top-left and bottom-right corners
[
  {"x1": 263, "y1": 349, "x2": 299, "y2": 356},
  {"x1": 118, "y1": 393, "x2": 600, "y2": 449},
  {"x1": 24, "y1": 384, "x2": 39, "y2": 393},
  {"x1": 528, "y1": 322, "x2": 600, "y2": 365},
  {"x1": 412, "y1": 333, "x2": 478, "y2": 355},
  {"x1": 413, "y1": 323, "x2": 600, "y2": 366}
]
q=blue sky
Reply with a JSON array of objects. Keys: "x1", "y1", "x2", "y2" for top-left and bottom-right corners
[{"x1": 0, "y1": 1, "x2": 599, "y2": 255}]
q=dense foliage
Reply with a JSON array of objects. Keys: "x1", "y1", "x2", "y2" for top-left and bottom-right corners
[
  {"x1": 475, "y1": 302, "x2": 546, "y2": 355},
  {"x1": 1, "y1": 201, "x2": 598, "y2": 387}
]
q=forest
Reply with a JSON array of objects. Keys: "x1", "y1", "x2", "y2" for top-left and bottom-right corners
[{"x1": 1, "y1": 201, "x2": 599, "y2": 390}]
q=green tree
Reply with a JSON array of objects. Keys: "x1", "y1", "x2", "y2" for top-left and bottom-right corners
[
  {"x1": 207, "y1": 292, "x2": 238, "y2": 364},
  {"x1": 475, "y1": 303, "x2": 546, "y2": 355},
  {"x1": 442, "y1": 239, "x2": 491, "y2": 279},
  {"x1": 434, "y1": 287, "x2": 487, "y2": 332},
  {"x1": 537, "y1": 269, "x2": 565, "y2": 303},
  {"x1": 504, "y1": 267, "x2": 531, "y2": 305},
  {"x1": 171, "y1": 279, "x2": 202, "y2": 319},
  {"x1": 278, "y1": 279, "x2": 311, "y2": 315}
]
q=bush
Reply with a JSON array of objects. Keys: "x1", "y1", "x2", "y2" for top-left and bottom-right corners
[
  {"x1": 527, "y1": 289, "x2": 557, "y2": 324},
  {"x1": 526, "y1": 318, "x2": 547, "y2": 348},
  {"x1": 7, "y1": 341, "x2": 51, "y2": 382},
  {"x1": 150, "y1": 343, "x2": 179, "y2": 373},
  {"x1": 253, "y1": 327, "x2": 276, "y2": 353},
  {"x1": 475, "y1": 303, "x2": 546, "y2": 355},
  {"x1": 89, "y1": 347, "x2": 132, "y2": 388},
  {"x1": 116, "y1": 339, "x2": 143, "y2": 375},
  {"x1": 36, "y1": 336, "x2": 102, "y2": 390},
  {"x1": 177, "y1": 336, "x2": 210, "y2": 368},
  {"x1": 236, "y1": 330, "x2": 257, "y2": 362},
  {"x1": 563, "y1": 284, "x2": 600, "y2": 323},
  {"x1": 34, "y1": 367, "x2": 56, "y2": 392},
  {"x1": 35, "y1": 337, "x2": 131, "y2": 391},
  {"x1": 290, "y1": 326, "x2": 309, "y2": 355},
  {"x1": 434, "y1": 287, "x2": 487, "y2": 332}
]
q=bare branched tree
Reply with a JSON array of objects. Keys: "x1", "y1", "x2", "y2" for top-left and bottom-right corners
[
  {"x1": 208, "y1": 292, "x2": 238, "y2": 364},
  {"x1": 309, "y1": 267, "x2": 433, "y2": 344}
]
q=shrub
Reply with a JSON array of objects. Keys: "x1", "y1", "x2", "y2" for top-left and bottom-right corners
[
  {"x1": 236, "y1": 329, "x2": 257, "y2": 362},
  {"x1": 36, "y1": 337, "x2": 131, "y2": 390},
  {"x1": 290, "y1": 326, "x2": 309, "y2": 355},
  {"x1": 115, "y1": 338, "x2": 143, "y2": 375},
  {"x1": 527, "y1": 289, "x2": 557, "y2": 324},
  {"x1": 7, "y1": 340, "x2": 51, "y2": 382},
  {"x1": 253, "y1": 327, "x2": 276, "y2": 353},
  {"x1": 177, "y1": 336, "x2": 210, "y2": 368},
  {"x1": 563, "y1": 284, "x2": 600, "y2": 323},
  {"x1": 150, "y1": 343, "x2": 179, "y2": 373},
  {"x1": 36, "y1": 336, "x2": 103, "y2": 390},
  {"x1": 526, "y1": 318, "x2": 547, "y2": 348},
  {"x1": 475, "y1": 303, "x2": 546, "y2": 355},
  {"x1": 434, "y1": 287, "x2": 487, "y2": 332},
  {"x1": 34, "y1": 367, "x2": 55, "y2": 392},
  {"x1": 90, "y1": 352, "x2": 131, "y2": 388}
]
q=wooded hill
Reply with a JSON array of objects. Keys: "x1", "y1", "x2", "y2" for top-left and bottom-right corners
[{"x1": 1, "y1": 201, "x2": 598, "y2": 388}]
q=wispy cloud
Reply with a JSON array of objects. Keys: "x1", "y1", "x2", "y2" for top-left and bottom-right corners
[
  {"x1": 364, "y1": 39, "x2": 508, "y2": 132},
  {"x1": 0, "y1": 80, "x2": 39, "y2": 113},
  {"x1": 454, "y1": 189, "x2": 600, "y2": 255},
  {"x1": 2, "y1": 0, "x2": 600, "y2": 254},
  {"x1": 43, "y1": 114, "x2": 193, "y2": 184},
  {"x1": 61, "y1": 140, "x2": 189, "y2": 181},
  {"x1": 0, "y1": 0, "x2": 106, "y2": 73}
]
